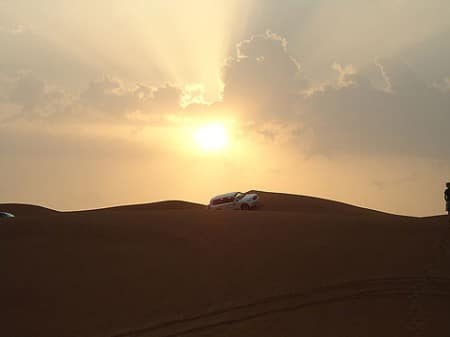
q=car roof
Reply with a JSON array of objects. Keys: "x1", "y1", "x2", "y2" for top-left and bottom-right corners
[{"x1": 211, "y1": 192, "x2": 240, "y2": 200}]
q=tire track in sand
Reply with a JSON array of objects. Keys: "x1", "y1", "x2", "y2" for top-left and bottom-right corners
[{"x1": 111, "y1": 276, "x2": 450, "y2": 337}]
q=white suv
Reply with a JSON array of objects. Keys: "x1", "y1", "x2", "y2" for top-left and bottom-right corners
[{"x1": 208, "y1": 192, "x2": 259, "y2": 210}]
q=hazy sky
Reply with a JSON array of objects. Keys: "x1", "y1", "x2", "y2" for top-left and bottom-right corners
[{"x1": 1, "y1": 0, "x2": 449, "y2": 215}]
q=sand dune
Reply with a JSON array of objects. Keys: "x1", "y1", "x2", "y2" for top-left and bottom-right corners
[
  {"x1": 0, "y1": 191, "x2": 397, "y2": 216},
  {"x1": 81, "y1": 200, "x2": 205, "y2": 213},
  {"x1": 0, "y1": 203, "x2": 57, "y2": 216},
  {"x1": 1, "y1": 191, "x2": 449, "y2": 337},
  {"x1": 248, "y1": 190, "x2": 392, "y2": 215}
]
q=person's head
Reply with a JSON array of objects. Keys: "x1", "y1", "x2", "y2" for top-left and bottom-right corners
[{"x1": 447, "y1": 182, "x2": 450, "y2": 188}]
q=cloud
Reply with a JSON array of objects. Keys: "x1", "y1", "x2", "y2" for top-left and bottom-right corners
[
  {"x1": 432, "y1": 77, "x2": 450, "y2": 93},
  {"x1": 1, "y1": 28, "x2": 449, "y2": 162},
  {"x1": 1, "y1": 74, "x2": 184, "y2": 123},
  {"x1": 0, "y1": 73, "x2": 72, "y2": 122},
  {"x1": 80, "y1": 76, "x2": 141, "y2": 116},
  {"x1": 143, "y1": 84, "x2": 182, "y2": 113},
  {"x1": 331, "y1": 63, "x2": 357, "y2": 88},
  {"x1": 299, "y1": 61, "x2": 450, "y2": 158},
  {"x1": 221, "y1": 31, "x2": 306, "y2": 123},
  {"x1": 374, "y1": 58, "x2": 393, "y2": 93},
  {"x1": 217, "y1": 33, "x2": 450, "y2": 159},
  {"x1": 9, "y1": 73, "x2": 46, "y2": 110},
  {"x1": 79, "y1": 77, "x2": 183, "y2": 120}
]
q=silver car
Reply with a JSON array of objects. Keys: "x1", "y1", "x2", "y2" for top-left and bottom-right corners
[{"x1": 208, "y1": 192, "x2": 259, "y2": 210}]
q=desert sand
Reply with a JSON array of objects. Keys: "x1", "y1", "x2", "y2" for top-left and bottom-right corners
[{"x1": 1, "y1": 191, "x2": 449, "y2": 337}]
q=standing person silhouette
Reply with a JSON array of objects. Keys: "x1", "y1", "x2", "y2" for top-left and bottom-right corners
[{"x1": 445, "y1": 183, "x2": 450, "y2": 222}]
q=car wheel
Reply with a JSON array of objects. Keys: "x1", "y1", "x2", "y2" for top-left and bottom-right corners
[{"x1": 241, "y1": 204, "x2": 250, "y2": 210}]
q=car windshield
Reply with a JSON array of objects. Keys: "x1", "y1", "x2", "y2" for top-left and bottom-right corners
[{"x1": 234, "y1": 193, "x2": 244, "y2": 200}]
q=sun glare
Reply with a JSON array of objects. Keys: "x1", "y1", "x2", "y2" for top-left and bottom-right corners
[{"x1": 194, "y1": 123, "x2": 229, "y2": 151}]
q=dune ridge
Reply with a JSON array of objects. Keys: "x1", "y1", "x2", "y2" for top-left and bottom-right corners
[
  {"x1": 2, "y1": 190, "x2": 398, "y2": 216},
  {"x1": 247, "y1": 190, "x2": 394, "y2": 215},
  {"x1": 80, "y1": 200, "x2": 205, "y2": 213}
]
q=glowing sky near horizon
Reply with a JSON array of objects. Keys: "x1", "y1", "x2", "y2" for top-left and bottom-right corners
[{"x1": 0, "y1": 0, "x2": 450, "y2": 216}]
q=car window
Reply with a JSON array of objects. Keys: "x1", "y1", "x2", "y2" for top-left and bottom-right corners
[
  {"x1": 212, "y1": 198, "x2": 225, "y2": 205},
  {"x1": 212, "y1": 196, "x2": 235, "y2": 205},
  {"x1": 212, "y1": 198, "x2": 222, "y2": 205},
  {"x1": 235, "y1": 193, "x2": 244, "y2": 200}
]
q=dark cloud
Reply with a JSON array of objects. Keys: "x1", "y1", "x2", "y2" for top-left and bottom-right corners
[
  {"x1": 217, "y1": 33, "x2": 450, "y2": 159},
  {"x1": 398, "y1": 29, "x2": 450, "y2": 84},
  {"x1": 299, "y1": 60, "x2": 450, "y2": 158}
]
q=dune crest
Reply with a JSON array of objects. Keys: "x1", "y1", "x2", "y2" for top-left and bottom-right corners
[
  {"x1": 247, "y1": 190, "x2": 390, "y2": 215},
  {"x1": 0, "y1": 203, "x2": 57, "y2": 216},
  {"x1": 95, "y1": 200, "x2": 205, "y2": 212},
  {"x1": 2, "y1": 191, "x2": 399, "y2": 216}
]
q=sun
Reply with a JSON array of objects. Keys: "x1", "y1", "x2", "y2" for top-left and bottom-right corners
[{"x1": 194, "y1": 123, "x2": 229, "y2": 151}]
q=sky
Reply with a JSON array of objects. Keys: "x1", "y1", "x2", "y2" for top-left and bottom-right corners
[{"x1": 1, "y1": 0, "x2": 449, "y2": 216}]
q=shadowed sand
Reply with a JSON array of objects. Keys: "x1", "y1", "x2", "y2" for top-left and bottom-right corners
[{"x1": 1, "y1": 191, "x2": 449, "y2": 337}]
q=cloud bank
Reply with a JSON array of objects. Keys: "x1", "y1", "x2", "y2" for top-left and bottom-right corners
[{"x1": 2, "y1": 29, "x2": 450, "y2": 160}]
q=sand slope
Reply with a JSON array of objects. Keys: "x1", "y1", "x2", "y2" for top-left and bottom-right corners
[{"x1": 1, "y1": 192, "x2": 449, "y2": 337}]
